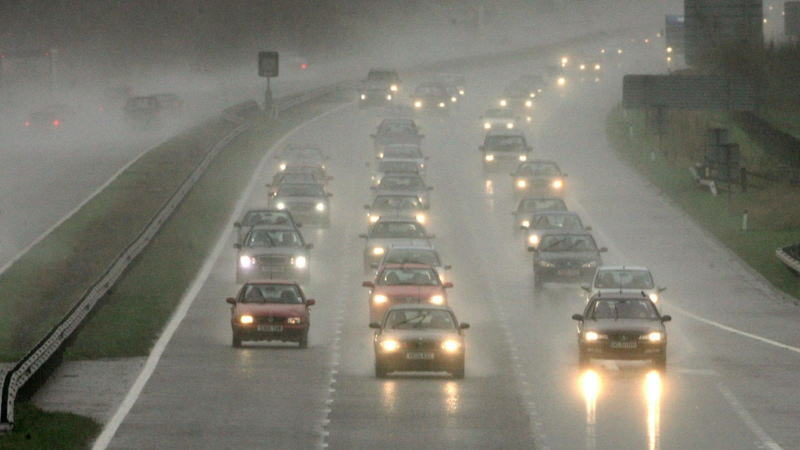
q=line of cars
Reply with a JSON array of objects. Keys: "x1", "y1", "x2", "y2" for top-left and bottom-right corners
[
  {"x1": 360, "y1": 112, "x2": 469, "y2": 379},
  {"x1": 479, "y1": 74, "x2": 672, "y2": 370},
  {"x1": 225, "y1": 145, "x2": 333, "y2": 348}
]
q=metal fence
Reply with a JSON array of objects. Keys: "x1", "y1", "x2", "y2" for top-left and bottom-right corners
[{"x1": 0, "y1": 81, "x2": 349, "y2": 431}]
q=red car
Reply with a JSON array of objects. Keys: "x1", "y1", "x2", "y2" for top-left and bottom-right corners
[
  {"x1": 362, "y1": 263, "x2": 453, "y2": 322},
  {"x1": 225, "y1": 281, "x2": 315, "y2": 348}
]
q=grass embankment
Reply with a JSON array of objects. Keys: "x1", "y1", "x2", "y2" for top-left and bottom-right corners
[
  {"x1": 0, "y1": 119, "x2": 237, "y2": 362},
  {"x1": 65, "y1": 93, "x2": 346, "y2": 359},
  {"x1": 0, "y1": 402, "x2": 99, "y2": 449},
  {"x1": 607, "y1": 105, "x2": 800, "y2": 301}
]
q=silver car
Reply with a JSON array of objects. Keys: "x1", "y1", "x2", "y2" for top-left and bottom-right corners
[
  {"x1": 365, "y1": 194, "x2": 428, "y2": 226},
  {"x1": 371, "y1": 173, "x2": 432, "y2": 208},
  {"x1": 270, "y1": 182, "x2": 332, "y2": 226},
  {"x1": 234, "y1": 224, "x2": 313, "y2": 283},
  {"x1": 359, "y1": 219, "x2": 434, "y2": 272},
  {"x1": 582, "y1": 266, "x2": 666, "y2": 305}
]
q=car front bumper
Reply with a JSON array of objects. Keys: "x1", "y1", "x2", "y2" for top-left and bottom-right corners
[
  {"x1": 580, "y1": 341, "x2": 666, "y2": 360},
  {"x1": 233, "y1": 323, "x2": 308, "y2": 342},
  {"x1": 375, "y1": 349, "x2": 464, "y2": 373}
]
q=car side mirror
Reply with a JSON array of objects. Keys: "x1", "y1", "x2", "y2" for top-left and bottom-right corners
[
  {"x1": 362, "y1": 281, "x2": 375, "y2": 288},
  {"x1": 369, "y1": 322, "x2": 381, "y2": 329},
  {"x1": 233, "y1": 243, "x2": 242, "y2": 249},
  {"x1": 580, "y1": 284, "x2": 591, "y2": 293},
  {"x1": 658, "y1": 286, "x2": 667, "y2": 293},
  {"x1": 225, "y1": 297, "x2": 236, "y2": 305},
  {"x1": 661, "y1": 315, "x2": 672, "y2": 322},
  {"x1": 306, "y1": 298, "x2": 316, "y2": 306},
  {"x1": 443, "y1": 282, "x2": 454, "y2": 288},
  {"x1": 459, "y1": 322, "x2": 470, "y2": 330},
  {"x1": 584, "y1": 226, "x2": 592, "y2": 231},
  {"x1": 305, "y1": 243, "x2": 314, "y2": 250},
  {"x1": 233, "y1": 222, "x2": 242, "y2": 228},
  {"x1": 572, "y1": 314, "x2": 584, "y2": 321},
  {"x1": 599, "y1": 247, "x2": 608, "y2": 252},
  {"x1": 359, "y1": 233, "x2": 367, "y2": 238}
]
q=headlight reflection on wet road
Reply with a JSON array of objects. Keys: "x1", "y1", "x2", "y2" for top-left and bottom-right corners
[
  {"x1": 580, "y1": 369, "x2": 601, "y2": 450},
  {"x1": 644, "y1": 370, "x2": 662, "y2": 450},
  {"x1": 381, "y1": 380, "x2": 396, "y2": 414},
  {"x1": 444, "y1": 381, "x2": 460, "y2": 415}
]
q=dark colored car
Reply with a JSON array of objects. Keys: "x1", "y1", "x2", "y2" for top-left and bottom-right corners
[
  {"x1": 123, "y1": 96, "x2": 161, "y2": 125},
  {"x1": 511, "y1": 160, "x2": 567, "y2": 197},
  {"x1": 529, "y1": 232, "x2": 607, "y2": 288},
  {"x1": 270, "y1": 182, "x2": 332, "y2": 226},
  {"x1": 370, "y1": 304, "x2": 469, "y2": 378},
  {"x1": 233, "y1": 209, "x2": 301, "y2": 244},
  {"x1": 226, "y1": 282, "x2": 316, "y2": 348},
  {"x1": 512, "y1": 197, "x2": 568, "y2": 230},
  {"x1": 412, "y1": 82, "x2": 451, "y2": 114},
  {"x1": 571, "y1": 293, "x2": 671, "y2": 370},
  {"x1": 480, "y1": 130, "x2": 532, "y2": 170}
]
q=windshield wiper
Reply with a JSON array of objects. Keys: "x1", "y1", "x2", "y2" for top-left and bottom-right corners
[{"x1": 393, "y1": 313, "x2": 427, "y2": 328}]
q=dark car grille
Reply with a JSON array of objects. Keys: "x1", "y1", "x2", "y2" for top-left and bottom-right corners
[
  {"x1": 607, "y1": 332, "x2": 643, "y2": 342},
  {"x1": 391, "y1": 296, "x2": 422, "y2": 304},
  {"x1": 257, "y1": 255, "x2": 291, "y2": 267},
  {"x1": 288, "y1": 202, "x2": 315, "y2": 212},
  {"x1": 554, "y1": 260, "x2": 582, "y2": 268},
  {"x1": 402, "y1": 339, "x2": 438, "y2": 350},
  {"x1": 256, "y1": 316, "x2": 287, "y2": 325}
]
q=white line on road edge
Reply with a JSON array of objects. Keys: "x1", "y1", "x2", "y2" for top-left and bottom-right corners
[
  {"x1": 717, "y1": 384, "x2": 784, "y2": 450},
  {"x1": 668, "y1": 304, "x2": 800, "y2": 355},
  {"x1": 92, "y1": 102, "x2": 354, "y2": 450}
]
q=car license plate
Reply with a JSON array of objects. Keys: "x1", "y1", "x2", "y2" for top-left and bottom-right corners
[
  {"x1": 610, "y1": 341, "x2": 637, "y2": 349},
  {"x1": 406, "y1": 352, "x2": 435, "y2": 360},
  {"x1": 557, "y1": 269, "x2": 580, "y2": 276},
  {"x1": 257, "y1": 325, "x2": 283, "y2": 332}
]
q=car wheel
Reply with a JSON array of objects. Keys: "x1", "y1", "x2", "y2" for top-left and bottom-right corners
[
  {"x1": 578, "y1": 351, "x2": 590, "y2": 368},
  {"x1": 653, "y1": 356, "x2": 667, "y2": 372},
  {"x1": 232, "y1": 333, "x2": 242, "y2": 348},
  {"x1": 299, "y1": 334, "x2": 308, "y2": 349},
  {"x1": 375, "y1": 360, "x2": 388, "y2": 378}
]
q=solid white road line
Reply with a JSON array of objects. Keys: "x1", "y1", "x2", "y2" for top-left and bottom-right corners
[
  {"x1": 717, "y1": 383, "x2": 784, "y2": 450},
  {"x1": 92, "y1": 102, "x2": 354, "y2": 450}
]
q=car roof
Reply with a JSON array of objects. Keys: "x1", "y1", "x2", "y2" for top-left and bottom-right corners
[
  {"x1": 374, "y1": 192, "x2": 420, "y2": 198},
  {"x1": 532, "y1": 210, "x2": 579, "y2": 217},
  {"x1": 587, "y1": 292, "x2": 655, "y2": 302},
  {"x1": 248, "y1": 224, "x2": 299, "y2": 232},
  {"x1": 386, "y1": 246, "x2": 437, "y2": 253},
  {"x1": 520, "y1": 159, "x2": 559, "y2": 166},
  {"x1": 381, "y1": 263, "x2": 435, "y2": 270},
  {"x1": 242, "y1": 280, "x2": 300, "y2": 287},
  {"x1": 539, "y1": 230, "x2": 594, "y2": 238},
  {"x1": 486, "y1": 129, "x2": 526, "y2": 138},
  {"x1": 278, "y1": 182, "x2": 323, "y2": 188},
  {"x1": 597, "y1": 265, "x2": 650, "y2": 272},
  {"x1": 385, "y1": 303, "x2": 454, "y2": 312}
]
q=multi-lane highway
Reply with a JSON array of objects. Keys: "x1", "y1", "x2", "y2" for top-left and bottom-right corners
[{"x1": 96, "y1": 37, "x2": 800, "y2": 450}]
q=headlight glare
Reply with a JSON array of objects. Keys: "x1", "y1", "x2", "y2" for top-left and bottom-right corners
[
  {"x1": 647, "y1": 331, "x2": 663, "y2": 342},
  {"x1": 239, "y1": 255, "x2": 255, "y2": 269},
  {"x1": 525, "y1": 100, "x2": 533, "y2": 107},
  {"x1": 360, "y1": 94, "x2": 366, "y2": 100},
  {"x1": 373, "y1": 294, "x2": 388, "y2": 304},
  {"x1": 441, "y1": 339, "x2": 461, "y2": 352},
  {"x1": 484, "y1": 122, "x2": 491, "y2": 130},
  {"x1": 499, "y1": 99, "x2": 507, "y2": 107},
  {"x1": 372, "y1": 247, "x2": 385, "y2": 256},
  {"x1": 552, "y1": 179, "x2": 564, "y2": 189},
  {"x1": 506, "y1": 122, "x2": 514, "y2": 129},
  {"x1": 239, "y1": 315, "x2": 254, "y2": 325},
  {"x1": 585, "y1": 331, "x2": 600, "y2": 341},
  {"x1": 528, "y1": 234, "x2": 540, "y2": 246},
  {"x1": 315, "y1": 202, "x2": 325, "y2": 212},
  {"x1": 516, "y1": 179, "x2": 527, "y2": 189},
  {"x1": 293, "y1": 256, "x2": 307, "y2": 269},
  {"x1": 414, "y1": 100, "x2": 422, "y2": 108},
  {"x1": 390, "y1": 84, "x2": 398, "y2": 92},
  {"x1": 415, "y1": 214, "x2": 426, "y2": 224},
  {"x1": 519, "y1": 154, "x2": 527, "y2": 162},
  {"x1": 521, "y1": 220, "x2": 530, "y2": 228},
  {"x1": 276, "y1": 201, "x2": 286, "y2": 210},
  {"x1": 279, "y1": 163, "x2": 287, "y2": 171},
  {"x1": 484, "y1": 154, "x2": 495, "y2": 162},
  {"x1": 429, "y1": 295, "x2": 444, "y2": 305},
  {"x1": 648, "y1": 293, "x2": 659, "y2": 303},
  {"x1": 369, "y1": 214, "x2": 380, "y2": 223},
  {"x1": 380, "y1": 339, "x2": 400, "y2": 351},
  {"x1": 287, "y1": 317, "x2": 302, "y2": 325}
]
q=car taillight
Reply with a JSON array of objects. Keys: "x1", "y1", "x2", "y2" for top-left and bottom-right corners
[
  {"x1": 52, "y1": 120, "x2": 60, "y2": 127},
  {"x1": 300, "y1": 63, "x2": 308, "y2": 70},
  {"x1": 24, "y1": 121, "x2": 30, "y2": 127}
]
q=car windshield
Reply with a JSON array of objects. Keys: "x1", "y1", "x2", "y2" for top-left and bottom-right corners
[
  {"x1": 517, "y1": 162, "x2": 561, "y2": 177},
  {"x1": 486, "y1": 136, "x2": 525, "y2": 151},
  {"x1": 379, "y1": 122, "x2": 416, "y2": 136},
  {"x1": 519, "y1": 198, "x2": 567, "y2": 213},
  {"x1": 377, "y1": 267, "x2": 440, "y2": 286},
  {"x1": 384, "y1": 249, "x2": 440, "y2": 266},
  {"x1": 275, "y1": 173, "x2": 316, "y2": 185},
  {"x1": 369, "y1": 222, "x2": 427, "y2": 238},
  {"x1": 588, "y1": 299, "x2": 659, "y2": 320},
  {"x1": 372, "y1": 196, "x2": 421, "y2": 210},
  {"x1": 283, "y1": 148, "x2": 323, "y2": 161},
  {"x1": 368, "y1": 71, "x2": 398, "y2": 82},
  {"x1": 241, "y1": 211, "x2": 293, "y2": 227},
  {"x1": 415, "y1": 85, "x2": 446, "y2": 96},
  {"x1": 244, "y1": 229, "x2": 304, "y2": 248},
  {"x1": 595, "y1": 270, "x2": 655, "y2": 289},
  {"x1": 384, "y1": 309, "x2": 456, "y2": 330},
  {"x1": 485, "y1": 109, "x2": 514, "y2": 119},
  {"x1": 539, "y1": 235, "x2": 598, "y2": 252},
  {"x1": 531, "y1": 214, "x2": 582, "y2": 230},
  {"x1": 277, "y1": 184, "x2": 325, "y2": 197},
  {"x1": 379, "y1": 161, "x2": 419, "y2": 172},
  {"x1": 383, "y1": 146, "x2": 422, "y2": 159},
  {"x1": 240, "y1": 284, "x2": 303, "y2": 304},
  {"x1": 378, "y1": 176, "x2": 424, "y2": 190}
]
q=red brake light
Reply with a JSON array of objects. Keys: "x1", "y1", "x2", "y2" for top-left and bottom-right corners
[
  {"x1": 24, "y1": 121, "x2": 30, "y2": 127},
  {"x1": 300, "y1": 63, "x2": 308, "y2": 70},
  {"x1": 52, "y1": 120, "x2": 60, "y2": 127}
]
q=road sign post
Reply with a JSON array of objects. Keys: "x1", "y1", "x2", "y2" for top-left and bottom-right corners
[{"x1": 258, "y1": 51, "x2": 279, "y2": 117}]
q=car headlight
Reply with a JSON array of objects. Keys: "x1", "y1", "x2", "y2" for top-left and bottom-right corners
[
  {"x1": 380, "y1": 339, "x2": 400, "y2": 352},
  {"x1": 506, "y1": 122, "x2": 514, "y2": 129},
  {"x1": 414, "y1": 100, "x2": 423, "y2": 108},
  {"x1": 484, "y1": 154, "x2": 495, "y2": 162},
  {"x1": 275, "y1": 201, "x2": 286, "y2": 210},
  {"x1": 441, "y1": 339, "x2": 461, "y2": 352},
  {"x1": 539, "y1": 260, "x2": 555, "y2": 268},
  {"x1": 584, "y1": 331, "x2": 606, "y2": 341},
  {"x1": 582, "y1": 261, "x2": 598, "y2": 268},
  {"x1": 518, "y1": 154, "x2": 527, "y2": 162},
  {"x1": 287, "y1": 317, "x2": 302, "y2": 325},
  {"x1": 360, "y1": 94, "x2": 366, "y2": 100},
  {"x1": 386, "y1": 94, "x2": 393, "y2": 101},
  {"x1": 525, "y1": 100, "x2": 533, "y2": 108},
  {"x1": 529, "y1": 92, "x2": 536, "y2": 98},
  {"x1": 594, "y1": 64, "x2": 601, "y2": 71},
  {"x1": 279, "y1": 163, "x2": 287, "y2": 171},
  {"x1": 239, "y1": 314, "x2": 254, "y2": 325},
  {"x1": 561, "y1": 56, "x2": 569, "y2": 66},
  {"x1": 499, "y1": 99, "x2": 507, "y2": 107},
  {"x1": 239, "y1": 255, "x2": 255, "y2": 269},
  {"x1": 438, "y1": 102, "x2": 445, "y2": 108},
  {"x1": 516, "y1": 179, "x2": 527, "y2": 189},
  {"x1": 528, "y1": 234, "x2": 540, "y2": 246},
  {"x1": 429, "y1": 295, "x2": 444, "y2": 305},
  {"x1": 459, "y1": 89, "x2": 465, "y2": 95},
  {"x1": 372, "y1": 247, "x2": 385, "y2": 256},
  {"x1": 390, "y1": 84, "x2": 398, "y2": 92},
  {"x1": 484, "y1": 122, "x2": 491, "y2": 130},
  {"x1": 315, "y1": 202, "x2": 326, "y2": 212},
  {"x1": 557, "y1": 77, "x2": 566, "y2": 87},
  {"x1": 373, "y1": 294, "x2": 388, "y2": 304},
  {"x1": 579, "y1": 64, "x2": 586, "y2": 71},
  {"x1": 415, "y1": 214, "x2": 426, "y2": 224},
  {"x1": 551, "y1": 179, "x2": 564, "y2": 189},
  {"x1": 293, "y1": 256, "x2": 307, "y2": 269},
  {"x1": 648, "y1": 293, "x2": 659, "y2": 303},
  {"x1": 521, "y1": 219, "x2": 530, "y2": 228},
  {"x1": 451, "y1": 96, "x2": 458, "y2": 103},
  {"x1": 646, "y1": 331, "x2": 663, "y2": 342},
  {"x1": 525, "y1": 116, "x2": 532, "y2": 123},
  {"x1": 369, "y1": 214, "x2": 380, "y2": 223}
]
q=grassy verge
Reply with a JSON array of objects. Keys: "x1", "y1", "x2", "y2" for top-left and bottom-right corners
[
  {"x1": 0, "y1": 402, "x2": 99, "y2": 449},
  {"x1": 64, "y1": 93, "x2": 346, "y2": 359},
  {"x1": 607, "y1": 105, "x2": 800, "y2": 301},
  {"x1": 0, "y1": 118, "x2": 237, "y2": 362}
]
